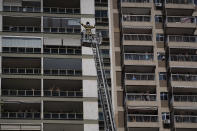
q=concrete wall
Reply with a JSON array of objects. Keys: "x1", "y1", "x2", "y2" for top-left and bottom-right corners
[
  {"x1": 80, "y1": 0, "x2": 95, "y2": 14},
  {"x1": 82, "y1": 59, "x2": 96, "y2": 76},
  {"x1": 84, "y1": 124, "x2": 99, "y2": 131},
  {"x1": 0, "y1": 0, "x2": 2, "y2": 11},
  {"x1": 83, "y1": 101, "x2": 98, "y2": 120},
  {"x1": 83, "y1": 80, "x2": 97, "y2": 97}
]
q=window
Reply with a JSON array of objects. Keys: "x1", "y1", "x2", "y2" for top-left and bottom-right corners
[
  {"x1": 157, "y1": 52, "x2": 165, "y2": 61},
  {"x1": 160, "y1": 92, "x2": 168, "y2": 100},
  {"x1": 155, "y1": 15, "x2": 163, "y2": 23},
  {"x1": 159, "y1": 72, "x2": 167, "y2": 80},
  {"x1": 156, "y1": 34, "x2": 164, "y2": 42},
  {"x1": 162, "y1": 112, "x2": 170, "y2": 120}
]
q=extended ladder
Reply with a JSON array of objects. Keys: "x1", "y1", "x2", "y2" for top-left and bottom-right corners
[{"x1": 81, "y1": 32, "x2": 117, "y2": 131}]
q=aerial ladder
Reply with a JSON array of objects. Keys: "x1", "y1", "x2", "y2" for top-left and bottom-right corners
[{"x1": 80, "y1": 22, "x2": 117, "y2": 131}]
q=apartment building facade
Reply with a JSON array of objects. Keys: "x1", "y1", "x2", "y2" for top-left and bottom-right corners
[
  {"x1": 0, "y1": 0, "x2": 111, "y2": 131},
  {"x1": 109, "y1": 0, "x2": 197, "y2": 131}
]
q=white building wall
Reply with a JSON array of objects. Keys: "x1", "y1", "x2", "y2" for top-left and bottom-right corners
[
  {"x1": 80, "y1": 0, "x2": 95, "y2": 14},
  {"x1": 84, "y1": 124, "x2": 99, "y2": 131},
  {"x1": 83, "y1": 80, "x2": 98, "y2": 97},
  {"x1": 82, "y1": 58, "x2": 96, "y2": 76},
  {"x1": 83, "y1": 101, "x2": 98, "y2": 120}
]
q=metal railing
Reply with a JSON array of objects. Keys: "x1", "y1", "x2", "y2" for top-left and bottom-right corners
[
  {"x1": 166, "y1": 0, "x2": 194, "y2": 4},
  {"x1": 122, "y1": 0, "x2": 150, "y2": 3},
  {"x1": 122, "y1": 15, "x2": 151, "y2": 22},
  {"x1": 127, "y1": 93, "x2": 156, "y2": 101},
  {"x1": 43, "y1": 27, "x2": 80, "y2": 34},
  {"x1": 3, "y1": 47, "x2": 41, "y2": 54},
  {"x1": 43, "y1": 7, "x2": 80, "y2": 14},
  {"x1": 166, "y1": 16, "x2": 195, "y2": 23},
  {"x1": 44, "y1": 90, "x2": 82, "y2": 97},
  {"x1": 127, "y1": 114, "x2": 158, "y2": 122},
  {"x1": 171, "y1": 74, "x2": 197, "y2": 81},
  {"x1": 124, "y1": 53, "x2": 153, "y2": 60},
  {"x1": 125, "y1": 73, "x2": 155, "y2": 80},
  {"x1": 2, "y1": 89, "x2": 41, "y2": 97},
  {"x1": 170, "y1": 55, "x2": 197, "y2": 62},
  {"x1": 44, "y1": 48, "x2": 81, "y2": 55},
  {"x1": 3, "y1": 26, "x2": 41, "y2": 32},
  {"x1": 174, "y1": 95, "x2": 197, "y2": 102},
  {"x1": 44, "y1": 113, "x2": 83, "y2": 120},
  {"x1": 175, "y1": 115, "x2": 197, "y2": 123},
  {"x1": 124, "y1": 34, "x2": 152, "y2": 41},
  {"x1": 1, "y1": 112, "x2": 40, "y2": 119},
  {"x1": 168, "y1": 35, "x2": 197, "y2": 43},
  {"x1": 3, "y1": 6, "x2": 41, "y2": 13},
  {"x1": 44, "y1": 69, "x2": 82, "y2": 76},
  {"x1": 2, "y1": 68, "x2": 41, "y2": 75}
]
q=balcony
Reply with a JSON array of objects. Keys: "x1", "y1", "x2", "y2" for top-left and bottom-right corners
[
  {"x1": 123, "y1": 34, "x2": 153, "y2": 46},
  {"x1": 125, "y1": 73, "x2": 156, "y2": 86},
  {"x1": 44, "y1": 46, "x2": 81, "y2": 55},
  {"x1": 127, "y1": 114, "x2": 159, "y2": 127},
  {"x1": 171, "y1": 74, "x2": 197, "y2": 87},
  {"x1": 124, "y1": 53, "x2": 155, "y2": 66},
  {"x1": 122, "y1": 15, "x2": 152, "y2": 27},
  {"x1": 43, "y1": 7, "x2": 80, "y2": 14},
  {"x1": 44, "y1": 112, "x2": 83, "y2": 120},
  {"x1": 3, "y1": 6, "x2": 41, "y2": 13},
  {"x1": 2, "y1": 68, "x2": 41, "y2": 75},
  {"x1": 95, "y1": 0, "x2": 108, "y2": 6},
  {"x1": 165, "y1": 0, "x2": 195, "y2": 10},
  {"x1": 44, "y1": 69, "x2": 82, "y2": 76},
  {"x1": 44, "y1": 90, "x2": 82, "y2": 97},
  {"x1": 126, "y1": 93, "x2": 157, "y2": 106},
  {"x1": 174, "y1": 115, "x2": 197, "y2": 128},
  {"x1": 168, "y1": 35, "x2": 197, "y2": 48},
  {"x1": 169, "y1": 54, "x2": 197, "y2": 68},
  {"x1": 3, "y1": 47, "x2": 41, "y2": 54},
  {"x1": 165, "y1": 16, "x2": 196, "y2": 34},
  {"x1": 2, "y1": 89, "x2": 41, "y2": 97},
  {"x1": 3, "y1": 26, "x2": 41, "y2": 33},
  {"x1": 121, "y1": 0, "x2": 152, "y2": 8},
  {"x1": 43, "y1": 27, "x2": 80, "y2": 34},
  {"x1": 1, "y1": 112, "x2": 41, "y2": 119}
]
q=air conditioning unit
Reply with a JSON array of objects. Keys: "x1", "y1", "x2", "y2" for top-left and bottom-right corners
[
  {"x1": 163, "y1": 119, "x2": 170, "y2": 124},
  {"x1": 155, "y1": 3, "x2": 162, "y2": 7}
]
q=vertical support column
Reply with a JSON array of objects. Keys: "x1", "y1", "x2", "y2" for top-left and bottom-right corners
[
  {"x1": 41, "y1": 16, "x2": 44, "y2": 33},
  {"x1": 0, "y1": 36, "x2": 2, "y2": 74},
  {"x1": 41, "y1": 123, "x2": 44, "y2": 131},
  {"x1": 0, "y1": 0, "x2": 3, "y2": 11},
  {"x1": 41, "y1": 79, "x2": 43, "y2": 97},
  {"x1": 0, "y1": 15, "x2": 2, "y2": 32},
  {"x1": 41, "y1": 57, "x2": 43, "y2": 75},
  {"x1": 41, "y1": 100, "x2": 44, "y2": 120},
  {"x1": 40, "y1": 0, "x2": 43, "y2": 12}
]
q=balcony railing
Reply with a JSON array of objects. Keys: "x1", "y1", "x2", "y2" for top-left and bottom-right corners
[
  {"x1": 166, "y1": 0, "x2": 194, "y2": 4},
  {"x1": 125, "y1": 73, "x2": 155, "y2": 80},
  {"x1": 3, "y1": 47, "x2": 41, "y2": 54},
  {"x1": 128, "y1": 114, "x2": 158, "y2": 122},
  {"x1": 44, "y1": 90, "x2": 82, "y2": 97},
  {"x1": 44, "y1": 69, "x2": 82, "y2": 76},
  {"x1": 124, "y1": 34, "x2": 152, "y2": 41},
  {"x1": 95, "y1": 0, "x2": 108, "y2": 6},
  {"x1": 123, "y1": 15, "x2": 151, "y2": 22},
  {"x1": 171, "y1": 74, "x2": 197, "y2": 81},
  {"x1": 2, "y1": 89, "x2": 41, "y2": 97},
  {"x1": 166, "y1": 16, "x2": 195, "y2": 23},
  {"x1": 127, "y1": 93, "x2": 156, "y2": 101},
  {"x1": 2, "y1": 68, "x2": 41, "y2": 75},
  {"x1": 175, "y1": 115, "x2": 197, "y2": 123},
  {"x1": 3, "y1": 26, "x2": 41, "y2": 33},
  {"x1": 1, "y1": 112, "x2": 40, "y2": 119},
  {"x1": 124, "y1": 53, "x2": 153, "y2": 60},
  {"x1": 43, "y1": 27, "x2": 80, "y2": 34},
  {"x1": 174, "y1": 95, "x2": 197, "y2": 102},
  {"x1": 44, "y1": 113, "x2": 83, "y2": 120},
  {"x1": 122, "y1": 0, "x2": 150, "y2": 3},
  {"x1": 168, "y1": 35, "x2": 197, "y2": 43},
  {"x1": 44, "y1": 48, "x2": 81, "y2": 55},
  {"x1": 170, "y1": 55, "x2": 197, "y2": 62},
  {"x1": 43, "y1": 7, "x2": 80, "y2": 14},
  {"x1": 3, "y1": 6, "x2": 41, "y2": 13}
]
